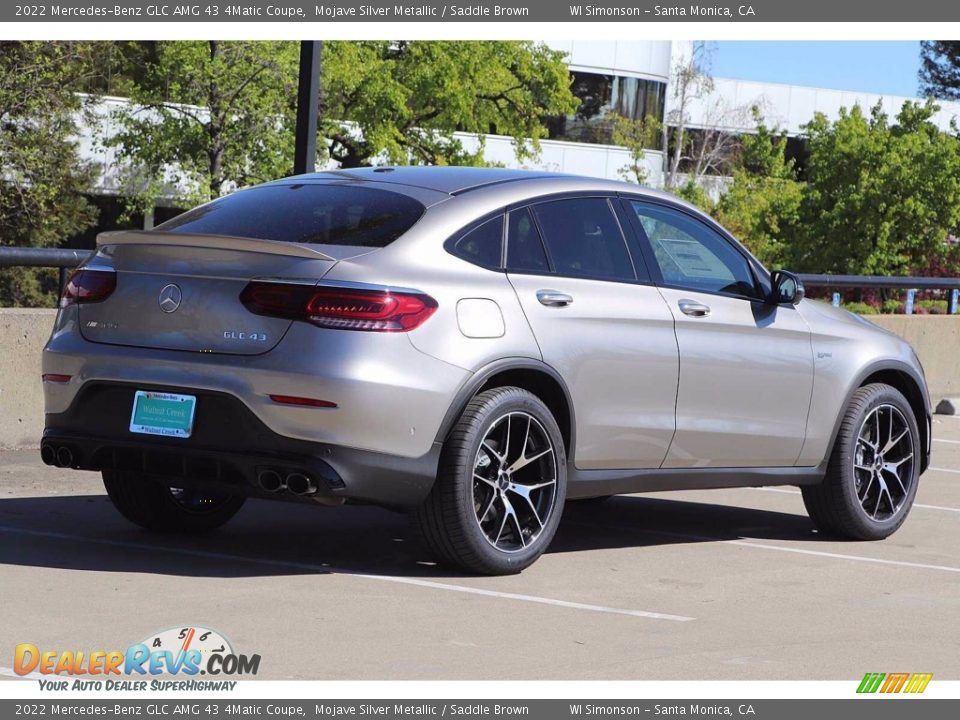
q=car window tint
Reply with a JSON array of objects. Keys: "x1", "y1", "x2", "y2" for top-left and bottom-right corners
[
  {"x1": 629, "y1": 202, "x2": 761, "y2": 299},
  {"x1": 506, "y1": 207, "x2": 550, "y2": 273},
  {"x1": 532, "y1": 198, "x2": 635, "y2": 281},
  {"x1": 453, "y1": 216, "x2": 504, "y2": 268},
  {"x1": 156, "y1": 184, "x2": 425, "y2": 247}
]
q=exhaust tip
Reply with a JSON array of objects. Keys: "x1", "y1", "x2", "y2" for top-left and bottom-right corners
[
  {"x1": 286, "y1": 472, "x2": 316, "y2": 496},
  {"x1": 40, "y1": 444, "x2": 57, "y2": 466},
  {"x1": 257, "y1": 469, "x2": 284, "y2": 493},
  {"x1": 55, "y1": 446, "x2": 74, "y2": 468}
]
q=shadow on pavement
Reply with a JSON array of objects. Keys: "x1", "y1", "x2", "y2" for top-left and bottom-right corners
[{"x1": 0, "y1": 489, "x2": 822, "y2": 580}]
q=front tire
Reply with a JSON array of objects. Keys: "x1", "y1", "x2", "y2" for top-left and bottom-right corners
[
  {"x1": 103, "y1": 470, "x2": 246, "y2": 533},
  {"x1": 415, "y1": 387, "x2": 567, "y2": 575},
  {"x1": 802, "y1": 383, "x2": 920, "y2": 540}
]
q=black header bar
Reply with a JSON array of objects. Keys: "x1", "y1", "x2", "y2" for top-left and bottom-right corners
[{"x1": 4, "y1": 1, "x2": 956, "y2": 23}]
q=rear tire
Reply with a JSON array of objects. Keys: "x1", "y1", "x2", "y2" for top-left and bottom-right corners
[
  {"x1": 415, "y1": 387, "x2": 567, "y2": 575},
  {"x1": 103, "y1": 470, "x2": 245, "y2": 533},
  {"x1": 802, "y1": 383, "x2": 920, "y2": 540}
]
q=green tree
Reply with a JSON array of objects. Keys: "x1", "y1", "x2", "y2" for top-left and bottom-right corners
[
  {"x1": 108, "y1": 41, "x2": 301, "y2": 212},
  {"x1": 321, "y1": 41, "x2": 578, "y2": 167},
  {"x1": 713, "y1": 111, "x2": 803, "y2": 267},
  {"x1": 792, "y1": 101, "x2": 960, "y2": 275},
  {"x1": 919, "y1": 41, "x2": 960, "y2": 100},
  {"x1": 611, "y1": 113, "x2": 661, "y2": 185},
  {"x1": 0, "y1": 42, "x2": 98, "y2": 306}
]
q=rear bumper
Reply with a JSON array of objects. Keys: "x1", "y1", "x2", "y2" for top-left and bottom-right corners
[
  {"x1": 43, "y1": 382, "x2": 440, "y2": 509},
  {"x1": 43, "y1": 307, "x2": 468, "y2": 459}
]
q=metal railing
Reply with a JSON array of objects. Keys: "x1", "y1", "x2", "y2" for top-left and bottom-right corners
[
  {"x1": 0, "y1": 247, "x2": 958, "y2": 314},
  {"x1": 798, "y1": 274, "x2": 960, "y2": 314},
  {"x1": 0, "y1": 247, "x2": 94, "y2": 292}
]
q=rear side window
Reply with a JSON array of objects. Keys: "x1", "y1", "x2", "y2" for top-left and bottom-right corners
[
  {"x1": 156, "y1": 184, "x2": 425, "y2": 247},
  {"x1": 532, "y1": 198, "x2": 635, "y2": 282},
  {"x1": 452, "y1": 216, "x2": 504, "y2": 269},
  {"x1": 506, "y1": 208, "x2": 550, "y2": 273}
]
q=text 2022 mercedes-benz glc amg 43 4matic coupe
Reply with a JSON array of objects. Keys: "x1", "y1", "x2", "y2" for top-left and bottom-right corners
[{"x1": 41, "y1": 167, "x2": 932, "y2": 574}]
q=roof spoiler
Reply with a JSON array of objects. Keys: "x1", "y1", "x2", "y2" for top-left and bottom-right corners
[{"x1": 96, "y1": 230, "x2": 335, "y2": 261}]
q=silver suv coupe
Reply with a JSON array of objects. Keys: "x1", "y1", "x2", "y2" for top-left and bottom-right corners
[{"x1": 41, "y1": 168, "x2": 931, "y2": 575}]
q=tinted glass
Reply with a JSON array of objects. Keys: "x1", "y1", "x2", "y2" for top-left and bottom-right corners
[
  {"x1": 506, "y1": 208, "x2": 549, "y2": 272},
  {"x1": 629, "y1": 202, "x2": 760, "y2": 299},
  {"x1": 156, "y1": 184, "x2": 425, "y2": 247},
  {"x1": 547, "y1": 72, "x2": 666, "y2": 146},
  {"x1": 532, "y1": 198, "x2": 635, "y2": 281},
  {"x1": 453, "y1": 216, "x2": 503, "y2": 268}
]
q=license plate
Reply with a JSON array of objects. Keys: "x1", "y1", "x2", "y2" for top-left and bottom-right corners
[{"x1": 129, "y1": 391, "x2": 197, "y2": 438}]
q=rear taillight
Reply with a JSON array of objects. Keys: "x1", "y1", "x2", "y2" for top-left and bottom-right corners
[
  {"x1": 240, "y1": 281, "x2": 438, "y2": 332},
  {"x1": 60, "y1": 269, "x2": 116, "y2": 308}
]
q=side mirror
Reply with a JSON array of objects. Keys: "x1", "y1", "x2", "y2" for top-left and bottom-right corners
[{"x1": 770, "y1": 270, "x2": 805, "y2": 305}]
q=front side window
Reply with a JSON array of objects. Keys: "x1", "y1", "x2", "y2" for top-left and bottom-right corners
[
  {"x1": 532, "y1": 198, "x2": 635, "y2": 282},
  {"x1": 157, "y1": 183, "x2": 426, "y2": 248},
  {"x1": 628, "y1": 201, "x2": 761, "y2": 299}
]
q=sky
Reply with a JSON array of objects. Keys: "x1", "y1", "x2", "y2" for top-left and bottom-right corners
[{"x1": 711, "y1": 41, "x2": 923, "y2": 98}]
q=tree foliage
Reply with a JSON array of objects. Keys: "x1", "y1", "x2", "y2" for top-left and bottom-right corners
[
  {"x1": 611, "y1": 113, "x2": 661, "y2": 185},
  {"x1": 108, "y1": 41, "x2": 578, "y2": 211},
  {"x1": 108, "y1": 41, "x2": 300, "y2": 211},
  {"x1": 919, "y1": 41, "x2": 960, "y2": 100},
  {"x1": 0, "y1": 41, "x2": 98, "y2": 306},
  {"x1": 320, "y1": 41, "x2": 578, "y2": 167},
  {"x1": 712, "y1": 111, "x2": 803, "y2": 267},
  {"x1": 791, "y1": 101, "x2": 960, "y2": 274}
]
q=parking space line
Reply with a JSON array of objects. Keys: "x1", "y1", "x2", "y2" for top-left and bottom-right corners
[
  {"x1": 0, "y1": 524, "x2": 693, "y2": 623},
  {"x1": 564, "y1": 521, "x2": 960, "y2": 574},
  {"x1": 719, "y1": 540, "x2": 960, "y2": 572},
  {"x1": 745, "y1": 487, "x2": 960, "y2": 513},
  {"x1": 931, "y1": 466, "x2": 960, "y2": 474},
  {"x1": 933, "y1": 438, "x2": 960, "y2": 445}
]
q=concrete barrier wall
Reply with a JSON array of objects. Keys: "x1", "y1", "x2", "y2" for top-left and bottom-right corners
[
  {"x1": 0, "y1": 309, "x2": 56, "y2": 450},
  {"x1": 0, "y1": 309, "x2": 956, "y2": 449},
  {"x1": 866, "y1": 315, "x2": 959, "y2": 403}
]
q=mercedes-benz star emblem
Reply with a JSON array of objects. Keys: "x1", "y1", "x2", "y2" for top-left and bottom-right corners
[{"x1": 158, "y1": 284, "x2": 182, "y2": 313}]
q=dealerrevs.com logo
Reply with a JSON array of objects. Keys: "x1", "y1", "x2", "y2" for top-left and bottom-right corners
[
  {"x1": 857, "y1": 672, "x2": 933, "y2": 694},
  {"x1": 14, "y1": 626, "x2": 260, "y2": 691}
]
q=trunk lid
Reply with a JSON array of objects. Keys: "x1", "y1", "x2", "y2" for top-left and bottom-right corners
[{"x1": 79, "y1": 231, "x2": 355, "y2": 355}]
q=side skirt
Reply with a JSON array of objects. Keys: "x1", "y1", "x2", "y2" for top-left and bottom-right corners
[{"x1": 566, "y1": 464, "x2": 826, "y2": 499}]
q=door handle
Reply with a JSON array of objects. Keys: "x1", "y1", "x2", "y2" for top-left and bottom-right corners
[
  {"x1": 537, "y1": 290, "x2": 574, "y2": 307},
  {"x1": 678, "y1": 299, "x2": 711, "y2": 317}
]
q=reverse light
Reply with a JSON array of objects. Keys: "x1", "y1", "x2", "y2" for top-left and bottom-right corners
[
  {"x1": 240, "y1": 282, "x2": 438, "y2": 332},
  {"x1": 60, "y1": 269, "x2": 116, "y2": 308}
]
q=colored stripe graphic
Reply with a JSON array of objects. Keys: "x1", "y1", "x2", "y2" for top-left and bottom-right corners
[
  {"x1": 857, "y1": 673, "x2": 886, "y2": 693},
  {"x1": 857, "y1": 672, "x2": 932, "y2": 693},
  {"x1": 880, "y1": 673, "x2": 909, "y2": 693},
  {"x1": 904, "y1": 673, "x2": 933, "y2": 694}
]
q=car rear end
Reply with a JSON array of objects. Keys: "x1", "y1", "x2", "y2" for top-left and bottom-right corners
[{"x1": 41, "y1": 179, "x2": 470, "y2": 508}]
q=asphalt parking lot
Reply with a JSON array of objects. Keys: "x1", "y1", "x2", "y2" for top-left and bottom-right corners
[{"x1": 1, "y1": 418, "x2": 958, "y2": 681}]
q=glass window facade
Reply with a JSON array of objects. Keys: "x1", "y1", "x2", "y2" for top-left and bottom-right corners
[{"x1": 547, "y1": 71, "x2": 666, "y2": 147}]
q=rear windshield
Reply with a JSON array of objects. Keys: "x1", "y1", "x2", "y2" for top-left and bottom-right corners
[{"x1": 156, "y1": 183, "x2": 426, "y2": 247}]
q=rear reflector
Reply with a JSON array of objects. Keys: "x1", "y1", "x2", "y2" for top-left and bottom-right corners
[
  {"x1": 42, "y1": 374, "x2": 72, "y2": 383},
  {"x1": 240, "y1": 282, "x2": 438, "y2": 332},
  {"x1": 269, "y1": 395, "x2": 337, "y2": 408},
  {"x1": 60, "y1": 269, "x2": 116, "y2": 308}
]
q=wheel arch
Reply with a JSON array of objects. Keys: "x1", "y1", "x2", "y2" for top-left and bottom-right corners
[
  {"x1": 826, "y1": 360, "x2": 931, "y2": 473},
  {"x1": 435, "y1": 358, "x2": 575, "y2": 458}
]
